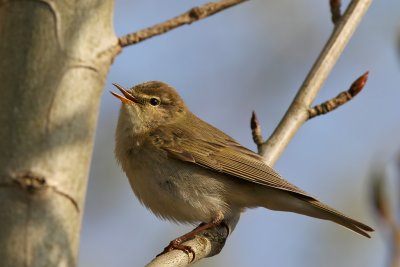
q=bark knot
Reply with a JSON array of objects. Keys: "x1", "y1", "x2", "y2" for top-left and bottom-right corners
[{"x1": 14, "y1": 171, "x2": 48, "y2": 194}]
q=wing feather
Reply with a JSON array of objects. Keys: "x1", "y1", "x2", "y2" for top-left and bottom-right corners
[{"x1": 150, "y1": 115, "x2": 314, "y2": 199}]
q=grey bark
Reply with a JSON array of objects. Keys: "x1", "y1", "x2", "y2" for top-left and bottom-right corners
[{"x1": 0, "y1": 1, "x2": 117, "y2": 266}]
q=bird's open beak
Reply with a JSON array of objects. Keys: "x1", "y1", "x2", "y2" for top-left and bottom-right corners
[{"x1": 110, "y1": 83, "x2": 138, "y2": 104}]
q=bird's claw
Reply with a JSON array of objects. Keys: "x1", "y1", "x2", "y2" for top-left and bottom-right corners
[{"x1": 157, "y1": 239, "x2": 195, "y2": 262}]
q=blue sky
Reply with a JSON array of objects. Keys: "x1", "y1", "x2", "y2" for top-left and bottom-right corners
[{"x1": 80, "y1": 1, "x2": 400, "y2": 266}]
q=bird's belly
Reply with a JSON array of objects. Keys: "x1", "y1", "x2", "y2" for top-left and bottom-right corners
[{"x1": 122, "y1": 155, "x2": 229, "y2": 224}]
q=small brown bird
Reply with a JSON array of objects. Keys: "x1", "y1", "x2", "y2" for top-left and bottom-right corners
[{"x1": 111, "y1": 81, "x2": 373, "y2": 256}]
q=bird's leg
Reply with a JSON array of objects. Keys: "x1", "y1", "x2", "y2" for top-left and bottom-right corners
[{"x1": 157, "y1": 212, "x2": 226, "y2": 261}]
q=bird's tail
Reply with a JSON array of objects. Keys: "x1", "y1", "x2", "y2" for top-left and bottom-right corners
[
  {"x1": 290, "y1": 194, "x2": 374, "y2": 238},
  {"x1": 259, "y1": 189, "x2": 374, "y2": 237}
]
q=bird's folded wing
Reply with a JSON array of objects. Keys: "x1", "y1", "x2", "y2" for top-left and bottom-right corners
[{"x1": 156, "y1": 126, "x2": 315, "y2": 200}]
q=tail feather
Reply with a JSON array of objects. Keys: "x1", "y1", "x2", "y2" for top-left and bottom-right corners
[
  {"x1": 258, "y1": 187, "x2": 374, "y2": 237},
  {"x1": 306, "y1": 199, "x2": 373, "y2": 238}
]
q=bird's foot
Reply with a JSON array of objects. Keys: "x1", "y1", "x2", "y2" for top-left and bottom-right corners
[{"x1": 157, "y1": 238, "x2": 195, "y2": 261}]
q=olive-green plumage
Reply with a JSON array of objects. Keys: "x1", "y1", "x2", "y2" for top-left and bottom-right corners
[{"x1": 112, "y1": 81, "x2": 373, "y2": 245}]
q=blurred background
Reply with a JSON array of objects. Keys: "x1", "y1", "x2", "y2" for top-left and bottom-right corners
[{"x1": 80, "y1": 0, "x2": 400, "y2": 266}]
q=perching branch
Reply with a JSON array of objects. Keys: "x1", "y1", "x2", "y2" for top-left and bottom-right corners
[
  {"x1": 118, "y1": 0, "x2": 248, "y2": 48},
  {"x1": 145, "y1": 0, "x2": 373, "y2": 266},
  {"x1": 146, "y1": 220, "x2": 233, "y2": 267}
]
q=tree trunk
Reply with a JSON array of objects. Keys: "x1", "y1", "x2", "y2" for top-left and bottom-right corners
[{"x1": 0, "y1": 1, "x2": 117, "y2": 266}]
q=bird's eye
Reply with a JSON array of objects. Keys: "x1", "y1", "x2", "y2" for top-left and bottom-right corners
[{"x1": 149, "y1": 98, "x2": 160, "y2": 106}]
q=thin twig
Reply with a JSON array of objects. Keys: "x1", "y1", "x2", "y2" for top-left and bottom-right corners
[
  {"x1": 118, "y1": 0, "x2": 248, "y2": 48},
  {"x1": 308, "y1": 71, "x2": 368, "y2": 119},
  {"x1": 251, "y1": 111, "x2": 264, "y2": 149},
  {"x1": 146, "y1": 0, "x2": 373, "y2": 266},
  {"x1": 260, "y1": 0, "x2": 372, "y2": 165},
  {"x1": 330, "y1": 0, "x2": 342, "y2": 24}
]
